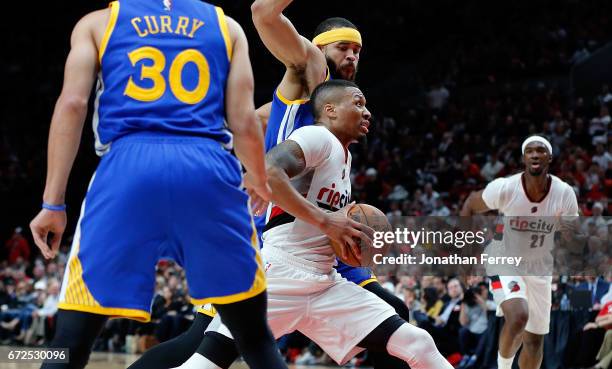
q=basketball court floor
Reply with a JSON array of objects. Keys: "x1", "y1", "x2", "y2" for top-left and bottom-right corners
[{"x1": 0, "y1": 346, "x2": 343, "y2": 369}]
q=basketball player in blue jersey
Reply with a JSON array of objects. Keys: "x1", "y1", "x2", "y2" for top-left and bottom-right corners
[
  {"x1": 251, "y1": 1, "x2": 412, "y2": 367},
  {"x1": 28, "y1": 0, "x2": 295, "y2": 368},
  {"x1": 131, "y1": 5, "x2": 409, "y2": 369}
]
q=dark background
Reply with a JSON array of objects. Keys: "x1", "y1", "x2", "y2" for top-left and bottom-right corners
[{"x1": 1, "y1": 0, "x2": 611, "y2": 251}]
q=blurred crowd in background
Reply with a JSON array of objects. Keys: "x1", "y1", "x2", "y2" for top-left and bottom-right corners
[{"x1": 1, "y1": 0, "x2": 611, "y2": 368}]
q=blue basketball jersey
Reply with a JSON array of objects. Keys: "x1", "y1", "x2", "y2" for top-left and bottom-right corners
[
  {"x1": 93, "y1": 0, "x2": 232, "y2": 155},
  {"x1": 264, "y1": 90, "x2": 313, "y2": 151}
]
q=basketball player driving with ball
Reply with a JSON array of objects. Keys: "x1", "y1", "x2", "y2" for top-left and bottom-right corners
[{"x1": 174, "y1": 80, "x2": 453, "y2": 369}]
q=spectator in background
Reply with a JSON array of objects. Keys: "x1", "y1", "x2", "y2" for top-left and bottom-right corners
[
  {"x1": 577, "y1": 276, "x2": 610, "y2": 308},
  {"x1": 589, "y1": 106, "x2": 610, "y2": 142},
  {"x1": 460, "y1": 155, "x2": 481, "y2": 183},
  {"x1": 395, "y1": 275, "x2": 418, "y2": 298},
  {"x1": 590, "y1": 288, "x2": 612, "y2": 369},
  {"x1": 431, "y1": 198, "x2": 451, "y2": 216},
  {"x1": 427, "y1": 83, "x2": 450, "y2": 111},
  {"x1": 585, "y1": 163, "x2": 603, "y2": 193},
  {"x1": 436, "y1": 278, "x2": 464, "y2": 327},
  {"x1": 403, "y1": 287, "x2": 421, "y2": 324},
  {"x1": 593, "y1": 143, "x2": 612, "y2": 170},
  {"x1": 571, "y1": 288, "x2": 612, "y2": 369},
  {"x1": 420, "y1": 183, "x2": 441, "y2": 214},
  {"x1": 598, "y1": 85, "x2": 612, "y2": 105},
  {"x1": 480, "y1": 153, "x2": 505, "y2": 181},
  {"x1": 457, "y1": 282, "x2": 496, "y2": 369},
  {"x1": 4, "y1": 227, "x2": 30, "y2": 265},
  {"x1": 23, "y1": 278, "x2": 60, "y2": 345},
  {"x1": 416, "y1": 287, "x2": 444, "y2": 325},
  {"x1": 570, "y1": 118, "x2": 592, "y2": 148}
]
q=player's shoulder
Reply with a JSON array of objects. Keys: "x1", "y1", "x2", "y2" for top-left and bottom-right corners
[
  {"x1": 288, "y1": 126, "x2": 336, "y2": 151},
  {"x1": 72, "y1": 6, "x2": 111, "y2": 45},
  {"x1": 291, "y1": 125, "x2": 331, "y2": 138},
  {"x1": 550, "y1": 174, "x2": 575, "y2": 196}
]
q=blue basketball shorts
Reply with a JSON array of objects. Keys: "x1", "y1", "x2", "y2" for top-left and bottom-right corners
[
  {"x1": 334, "y1": 261, "x2": 377, "y2": 286},
  {"x1": 58, "y1": 134, "x2": 265, "y2": 322}
]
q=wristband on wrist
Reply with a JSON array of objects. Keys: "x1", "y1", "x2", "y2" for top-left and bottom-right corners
[{"x1": 42, "y1": 202, "x2": 66, "y2": 211}]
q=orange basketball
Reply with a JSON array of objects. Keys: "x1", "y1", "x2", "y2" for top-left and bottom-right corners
[{"x1": 330, "y1": 203, "x2": 393, "y2": 267}]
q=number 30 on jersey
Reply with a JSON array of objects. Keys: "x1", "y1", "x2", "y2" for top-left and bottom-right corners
[{"x1": 124, "y1": 46, "x2": 210, "y2": 105}]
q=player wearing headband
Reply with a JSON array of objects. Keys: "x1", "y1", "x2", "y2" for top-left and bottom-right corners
[
  {"x1": 130, "y1": 7, "x2": 402, "y2": 369},
  {"x1": 174, "y1": 80, "x2": 453, "y2": 369},
  {"x1": 251, "y1": 2, "x2": 412, "y2": 368},
  {"x1": 461, "y1": 136, "x2": 579, "y2": 369}
]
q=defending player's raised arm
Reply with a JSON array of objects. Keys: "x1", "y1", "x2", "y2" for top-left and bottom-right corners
[
  {"x1": 251, "y1": 0, "x2": 326, "y2": 100},
  {"x1": 460, "y1": 190, "x2": 492, "y2": 216},
  {"x1": 30, "y1": 12, "x2": 101, "y2": 259},
  {"x1": 251, "y1": 0, "x2": 323, "y2": 71},
  {"x1": 223, "y1": 16, "x2": 271, "y2": 202}
]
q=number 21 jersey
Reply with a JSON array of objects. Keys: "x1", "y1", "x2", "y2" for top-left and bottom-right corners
[{"x1": 482, "y1": 172, "x2": 579, "y2": 257}]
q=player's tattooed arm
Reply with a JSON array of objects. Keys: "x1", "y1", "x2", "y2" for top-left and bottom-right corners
[
  {"x1": 266, "y1": 140, "x2": 307, "y2": 181},
  {"x1": 265, "y1": 141, "x2": 373, "y2": 252},
  {"x1": 460, "y1": 190, "x2": 492, "y2": 216}
]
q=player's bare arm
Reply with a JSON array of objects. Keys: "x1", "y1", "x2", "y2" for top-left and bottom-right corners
[
  {"x1": 256, "y1": 102, "x2": 272, "y2": 133},
  {"x1": 29, "y1": 11, "x2": 104, "y2": 260},
  {"x1": 251, "y1": 0, "x2": 327, "y2": 100},
  {"x1": 460, "y1": 190, "x2": 492, "y2": 216},
  {"x1": 265, "y1": 140, "x2": 373, "y2": 255},
  {"x1": 224, "y1": 16, "x2": 272, "y2": 202}
]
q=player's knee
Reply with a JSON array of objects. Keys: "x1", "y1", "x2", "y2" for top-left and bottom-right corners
[
  {"x1": 389, "y1": 323, "x2": 436, "y2": 355},
  {"x1": 506, "y1": 311, "x2": 529, "y2": 333},
  {"x1": 412, "y1": 326, "x2": 437, "y2": 353}
]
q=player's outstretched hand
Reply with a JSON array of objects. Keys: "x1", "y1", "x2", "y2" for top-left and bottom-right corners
[
  {"x1": 321, "y1": 204, "x2": 374, "y2": 261},
  {"x1": 30, "y1": 209, "x2": 67, "y2": 260},
  {"x1": 244, "y1": 172, "x2": 272, "y2": 216}
]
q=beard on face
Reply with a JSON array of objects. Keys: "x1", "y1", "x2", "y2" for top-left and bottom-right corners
[{"x1": 326, "y1": 56, "x2": 357, "y2": 81}]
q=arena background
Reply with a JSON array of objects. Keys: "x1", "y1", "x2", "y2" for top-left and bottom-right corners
[{"x1": 0, "y1": 0, "x2": 611, "y2": 368}]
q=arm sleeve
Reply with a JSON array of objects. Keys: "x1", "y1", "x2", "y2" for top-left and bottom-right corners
[
  {"x1": 481, "y1": 177, "x2": 507, "y2": 211},
  {"x1": 287, "y1": 126, "x2": 333, "y2": 169}
]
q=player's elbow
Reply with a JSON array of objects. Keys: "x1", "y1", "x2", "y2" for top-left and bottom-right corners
[
  {"x1": 230, "y1": 113, "x2": 259, "y2": 140},
  {"x1": 57, "y1": 94, "x2": 88, "y2": 115},
  {"x1": 251, "y1": 1, "x2": 274, "y2": 25}
]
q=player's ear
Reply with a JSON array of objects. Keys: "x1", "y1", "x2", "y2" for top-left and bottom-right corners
[{"x1": 324, "y1": 103, "x2": 336, "y2": 119}]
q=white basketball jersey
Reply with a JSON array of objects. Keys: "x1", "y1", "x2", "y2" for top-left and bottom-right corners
[
  {"x1": 482, "y1": 173, "x2": 579, "y2": 257},
  {"x1": 263, "y1": 125, "x2": 351, "y2": 267}
]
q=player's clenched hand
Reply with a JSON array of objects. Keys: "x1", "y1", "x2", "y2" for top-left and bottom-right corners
[
  {"x1": 244, "y1": 172, "x2": 272, "y2": 216},
  {"x1": 321, "y1": 205, "x2": 374, "y2": 261},
  {"x1": 30, "y1": 209, "x2": 67, "y2": 260}
]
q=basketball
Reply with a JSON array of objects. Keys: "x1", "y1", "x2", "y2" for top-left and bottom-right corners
[{"x1": 330, "y1": 203, "x2": 393, "y2": 267}]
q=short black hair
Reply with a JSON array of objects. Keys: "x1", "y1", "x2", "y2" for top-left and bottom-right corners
[
  {"x1": 313, "y1": 17, "x2": 358, "y2": 38},
  {"x1": 311, "y1": 80, "x2": 360, "y2": 120}
]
